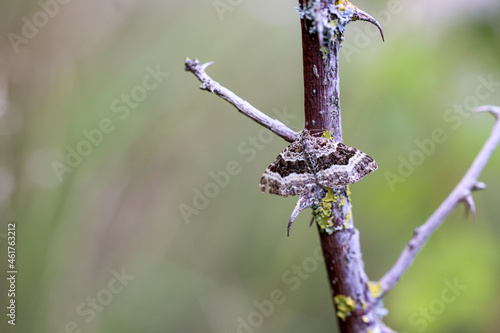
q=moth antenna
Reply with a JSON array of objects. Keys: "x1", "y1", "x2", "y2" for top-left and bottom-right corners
[
  {"x1": 306, "y1": 128, "x2": 330, "y2": 136},
  {"x1": 288, "y1": 125, "x2": 302, "y2": 131}
]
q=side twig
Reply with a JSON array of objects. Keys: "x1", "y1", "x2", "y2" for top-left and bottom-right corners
[
  {"x1": 184, "y1": 58, "x2": 298, "y2": 143},
  {"x1": 379, "y1": 105, "x2": 500, "y2": 294}
]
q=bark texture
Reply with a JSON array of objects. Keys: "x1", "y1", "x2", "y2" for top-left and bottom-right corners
[{"x1": 298, "y1": 1, "x2": 383, "y2": 332}]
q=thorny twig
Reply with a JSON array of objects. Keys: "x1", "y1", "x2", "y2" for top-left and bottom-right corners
[
  {"x1": 379, "y1": 105, "x2": 500, "y2": 295},
  {"x1": 184, "y1": 58, "x2": 298, "y2": 143}
]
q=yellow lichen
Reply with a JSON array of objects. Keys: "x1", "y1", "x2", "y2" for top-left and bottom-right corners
[
  {"x1": 320, "y1": 46, "x2": 329, "y2": 60},
  {"x1": 334, "y1": 295, "x2": 356, "y2": 322},
  {"x1": 344, "y1": 211, "x2": 351, "y2": 228},
  {"x1": 368, "y1": 281, "x2": 383, "y2": 298},
  {"x1": 314, "y1": 188, "x2": 342, "y2": 230},
  {"x1": 324, "y1": 188, "x2": 336, "y2": 202},
  {"x1": 321, "y1": 130, "x2": 334, "y2": 140},
  {"x1": 335, "y1": 0, "x2": 355, "y2": 11},
  {"x1": 317, "y1": 218, "x2": 334, "y2": 230},
  {"x1": 328, "y1": 19, "x2": 339, "y2": 28}
]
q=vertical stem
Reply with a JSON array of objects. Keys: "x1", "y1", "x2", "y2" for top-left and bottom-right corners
[
  {"x1": 301, "y1": 19, "x2": 342, "y2": 139},
  {"x1": 299, "y1": 1, "x2": 379, "y2": 332}
]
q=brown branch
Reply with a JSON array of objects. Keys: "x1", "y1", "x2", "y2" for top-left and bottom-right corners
[
  {"x1": 301, "y1": 12, "x2": 371, "y2": 331},
  {"x1": 379, "y1": 105, "x2": 500, "y2": 294},
  {"x1": 298, "y1": 1, "x2": 387, "y2": 332},
  {"x1": 184, "y1": 58, "x2": 298, "y2": 143}
]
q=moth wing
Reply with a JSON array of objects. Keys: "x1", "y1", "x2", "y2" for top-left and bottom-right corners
[
  {"x1": 315, "y1": 141, "x2": 378, "y2": 188},
  {"x1": 259, "y1": 141, "x2": 315, "y2": 197}
]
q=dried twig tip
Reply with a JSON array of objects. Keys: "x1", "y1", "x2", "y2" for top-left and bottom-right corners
[
  {"x1": 352, "y1": 8, "x2": 385, "y2": 42},
  {"x1": 184, "y1": 57, "x2": 199, "y2": 71},
  {"x1": 474, "y1": 105, "x2": 500, "y2": 119}
]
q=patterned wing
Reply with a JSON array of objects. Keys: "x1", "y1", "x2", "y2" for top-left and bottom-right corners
[
  {"x1": 310, "y1": 138, "x2": 378, "y2": 188},
  {"x1": 260, "y1": 136, "x2": 378, "y2": 197},
  {"x1": 259, "y1": 141, "x2": 316, "y2": 197}
]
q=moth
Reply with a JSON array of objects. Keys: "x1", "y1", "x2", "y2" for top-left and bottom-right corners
[{"x1": 260, "y1": 129, "x2": 378, "y2": 197}]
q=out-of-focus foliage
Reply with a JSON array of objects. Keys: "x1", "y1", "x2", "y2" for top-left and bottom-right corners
[{"x1": 0, "y1": 1, "x2": 499, "y2": 332}]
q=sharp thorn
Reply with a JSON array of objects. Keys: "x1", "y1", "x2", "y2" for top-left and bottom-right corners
[
  {"x1": 287, "y1": 221, "x2": 293, "y2": 237},
  {"x1": 201, "y1": 61, "x2": 215, "y2": 71},
  {"x1": 463, "y1": 195, "x2": 476, "y2": 220},
  {"x1": 473, "y1": 181, "x2": 487, "y2": 192},
  {"x1": 288, "y1": 202, "x2": 301, "y2": 237},
  {"x1": 288, "y1": 195, "x2": 315, "y2": 237},
  {"x1": 352, "y1": 8, "x2": 385, "y2": 42}
]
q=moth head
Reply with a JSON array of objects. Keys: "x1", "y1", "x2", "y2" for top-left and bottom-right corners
[{"x1": 301, "y1": 128, "x2": 310, "y2": 137}]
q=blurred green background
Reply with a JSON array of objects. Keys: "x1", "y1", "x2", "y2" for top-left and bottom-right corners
[{"x1": 1, "y1": 0, "x2": 499, "y2": 332}]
